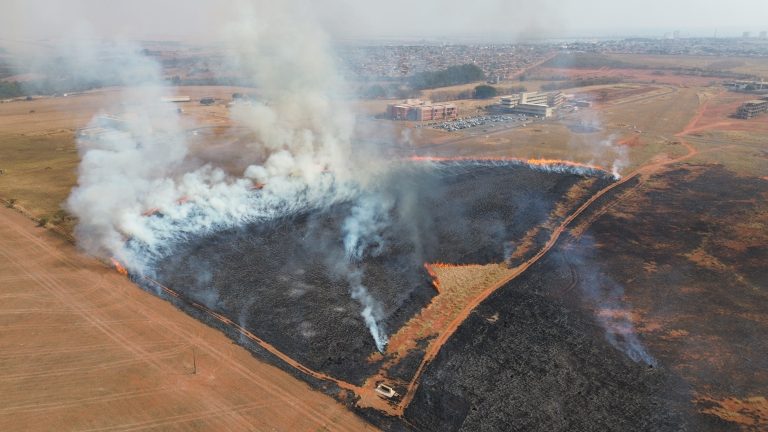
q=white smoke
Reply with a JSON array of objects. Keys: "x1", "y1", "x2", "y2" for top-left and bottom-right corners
[
  {"x1": 223, "y1": 1, "x2": 361, "y2": 185},
  {"x1": 63, "y1": 1, "x2": 370, "y2": 271},
  {"x1": 568, "y1": 235, "x2": 656, "y2": 366},
  {"x1": 579, "y1": 134, "x2": 627, "y2": 180},
  {"x1": 341, "y1": 194, "x2": 395, "y2": 352},
  {"x1": 58, "y1": 1, "x2": 395, "y2": 350},
  {"x1": 346, "y1": 267, "x2": 389, "y2": 353},
  {"x1": 343, "y1": 194, "x2": 393, "y2": 260},
  {"x1": 567, "y1": 109, "x2": 628, "y2": 180}
]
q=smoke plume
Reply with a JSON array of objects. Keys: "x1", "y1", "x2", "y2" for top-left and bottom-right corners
[
  {"x1": 54, "y1": 1, "x2": 396, "y2": 349},
  {"x1": 27, "y1": 0, "x2": 632, "y2": 355},
  {"x1": 567, "y1": 236, "x2": 656, "y2": 366},
  {"x1": 61, "y1": 4, "x2": 347, "y2": 264},
  {"x1": 341, "y1": 194, "x2": 395, "y2": 352}
]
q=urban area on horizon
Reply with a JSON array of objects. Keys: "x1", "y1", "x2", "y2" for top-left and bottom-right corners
[{"x1": 1, "y1": 2, "x2": 767, "y2": 431}]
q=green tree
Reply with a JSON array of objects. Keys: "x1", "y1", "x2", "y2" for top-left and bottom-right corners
[
  {"x1": 474, "y1": 85, "x2": 498, "y2": 99},
  {"x1": 408, "y1": 64, "x2": 485, "y2": 90}
]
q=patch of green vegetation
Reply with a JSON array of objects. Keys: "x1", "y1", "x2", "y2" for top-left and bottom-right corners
[
  {"x1": 0, "y1": 132, "x2": 78, "y2": 221},
  {"x1": 409, "y1": 64, "x2": 485, "y2": 90},
  {"x1": 473, "y1": 85, "x2": 498, "y2": 99},
  {"x1": 0, "y1": 81, "x2": 25, "y2": 98}
]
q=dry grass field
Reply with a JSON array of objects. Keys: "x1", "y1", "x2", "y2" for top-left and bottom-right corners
[
  {"x1": 0, "y1": 206, "x2": 375, "y2": 432},
  {"x1": 404, "y1": 83, "x2": 705, "y2": 173},
  {"x1": 0, "y1": 86, "x2": 252, "y2": 229},
  {"x1": 605, "y1": 53, "x2": 768, "y2": 79},
  {"x1": 2, "y1": 58, "x2": 768, "y2": 429},
  {"x1": 1, "y1": 75, "x2": 760, "y2": 229}
]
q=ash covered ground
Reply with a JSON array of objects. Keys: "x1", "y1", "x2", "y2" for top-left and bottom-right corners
[
  {"x1": 149, "y1": 162, "x2": 610, "y2": 384},
  {"x1": 404, "y1": 164, "x2": 768, "y2": 432}
]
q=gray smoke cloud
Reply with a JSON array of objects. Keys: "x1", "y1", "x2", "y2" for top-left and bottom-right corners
[
  {"x1": 52, "y1": 0, "x2": 396, "y2": 349},
  {"x1": 60, "y1": 3, "x2": 352, "y2": 264}
]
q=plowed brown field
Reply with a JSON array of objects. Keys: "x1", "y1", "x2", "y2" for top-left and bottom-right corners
[{"x1": 0, "y1": 207, "x2": 375, "y2": 432}]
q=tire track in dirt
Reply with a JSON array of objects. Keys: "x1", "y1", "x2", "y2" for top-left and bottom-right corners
[
  {"x1": 0, "y1": 340, "x2": 165, "y2": 360},
  {"x1": 0, "y1": 319, "x2": 151, "y2": 331},
  {"x1": 0, "y1": 388, "x2": 176, "y2": 415},
  {"x1": 0, "y1": 211, "x2": 373, "y2": 432},
  {"x1": 0, "y1": 345, "x2": 188, "y2": 382},
  {"x1": 0, "y1": 241, "x2": 259, "y2": 432},
  {"x1": 79, "y1": 401, "x2": 278, "y2": 432}
]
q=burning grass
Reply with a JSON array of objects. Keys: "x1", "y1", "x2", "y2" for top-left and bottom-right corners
[
  {"x1": 110, "y1": 258, "x2": 128, "y2": 276},
  {"x1": 409, "y1": 155, "x2": 614, "y2": 178},
  {"x1": 147, "y1": 161, "x2": 612, "y2": 387}
]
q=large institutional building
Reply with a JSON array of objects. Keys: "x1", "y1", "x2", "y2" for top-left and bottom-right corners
[
  {"x1": 387, "y1": 99, "x2": 458, "y2": 121},
  {"x1": 498, "y1": 91, "x2": 564, "y2": 118},
  {"x1": 736, "y1": 98, "x2": 768, "y2": 119}
]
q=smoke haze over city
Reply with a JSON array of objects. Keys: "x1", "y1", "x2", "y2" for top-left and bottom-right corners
[{"x1": 3, "y1": 0, "x2": 768, "y2": 42}]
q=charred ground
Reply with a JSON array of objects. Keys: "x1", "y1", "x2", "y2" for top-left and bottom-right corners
[
  {"x1": 150, "y1": 162, "x2": 610, "y2": 384},
  {"x1": 405, "y1": 163, "x2": 768, "y2": 431}
]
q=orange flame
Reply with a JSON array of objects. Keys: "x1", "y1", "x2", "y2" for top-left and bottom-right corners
[
  {"x1": 423, "y1": 263, "x2": 442, "y2": 293},
  {"x1": 142, "y1": 207, "x2": 160, "y2": 217},
  {"x1": 111, "y1": 258, "x2": 128, "y2": 276},
  {"x1": 141, "y1": 197, "x2": 192, "y2": 218},
  {"x1": 409, "y1": 156, "x2": 610, "y2": 175},
  {"x1": 251, "y1": 182, "x2": 265, "y2": 190}
]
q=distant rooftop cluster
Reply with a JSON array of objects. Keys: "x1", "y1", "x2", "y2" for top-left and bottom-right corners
[
  {"x1": 337, "y1": 37, "x2": 768, "y2": 81},
  {"x1": 561, "y1": 37, "x2": 768, "y2": 57},
  {"x1": 337, "y1": 44, "x2": 552, "y2": 80}
]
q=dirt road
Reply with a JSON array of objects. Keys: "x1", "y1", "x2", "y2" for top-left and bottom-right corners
[
  {"x1": 0, "y1": 207, "x2": 375, "y2": 431},
  {"x1": 396, "y1": 123, "x2": 710, "y2": 412}
]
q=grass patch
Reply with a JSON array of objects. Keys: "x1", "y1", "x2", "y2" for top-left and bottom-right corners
[{"x1": 0, "y1": 131, "x2": 79, "y2": 228}]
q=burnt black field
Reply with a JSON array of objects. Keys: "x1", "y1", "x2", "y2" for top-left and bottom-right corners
[
  {"x1": 402, "y1": 164, "x2": 768, "y2": 432},
  {"x1": 136, "y1": 162, "x2": 767, "y2": 432},
  {"x1": 149, "y1": 162, "x2": 611, "y2": 384}
]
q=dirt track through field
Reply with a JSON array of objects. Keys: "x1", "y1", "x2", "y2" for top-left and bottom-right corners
[
  {"x1": 0, "y1": 83, "x2": 731, "y2": 425},
  {"x1": 394, "y1": 101, "x2": 718, "y2": 412},
  {"x1": 0, "y1": 207, "x2": 375, "y2": 431}
]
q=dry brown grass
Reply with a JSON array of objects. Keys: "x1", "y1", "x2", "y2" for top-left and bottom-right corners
[
  {"x1": 405, "y1": 84, "x2": 702, "y2": 175},
  {"x1": 696, "y1": 396, "x2": 768, "y2": 428},
  {"x1": 384, "y1": 263, "x2": 512, "y2": 358},
  {"x1": 606, "y1": 53, "x2": 768, "y2": 79},
  {"x1": 0, "y1": 86, "x2": 254, "y2": 231},
  {"x1": 0, "y1": 207, "x2": 375, "y2": 432}
]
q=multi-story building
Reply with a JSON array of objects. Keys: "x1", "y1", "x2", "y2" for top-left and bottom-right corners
[
  {"x1": 387, "y1": 99, "x2": 458, "y2": 121},
  {"x1": 736, "y1": 99, "x2": 768, "y2": 119},
  {"x1": 498, "y1": 91, "x2": 563, "y2": 117},
  {"x1": 513, "y1": 104, "x2": 553, "y2": 117}
]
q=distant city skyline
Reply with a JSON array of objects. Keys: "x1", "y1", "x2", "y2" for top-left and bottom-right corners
[{"x1": 2, "y1": 0, "x2": 768, "y2": 43}]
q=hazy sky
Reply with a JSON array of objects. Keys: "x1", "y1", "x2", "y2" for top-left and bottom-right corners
[{"x1": 3, "y1": 0, "x2": 767, "y2": 42}]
